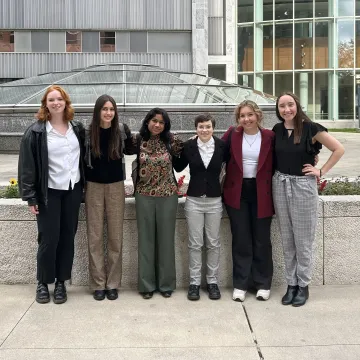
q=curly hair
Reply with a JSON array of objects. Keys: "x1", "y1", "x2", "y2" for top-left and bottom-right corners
[
  {"x1": 234, "y1": 100, "x2": 264, "y2": 126},
  {"x1": 36, "y1": 85, "x2": 74, "y2": 122}
]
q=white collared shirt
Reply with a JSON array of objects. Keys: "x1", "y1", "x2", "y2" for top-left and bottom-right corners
[
  {"x1": 197, "y1": 136, "x2": 215, "y2": 169},
  {"x1": 46, "y1": 121, "x2": 80, "y2": 190}
]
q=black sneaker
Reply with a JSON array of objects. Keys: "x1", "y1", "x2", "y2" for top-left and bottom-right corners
[
  {"x1": 187, "y1": 285, "x2": 200, "y2": 301},
  {"x1": 106, "y1": 289, "x2": 118, "y2": 301},
  {"x1": 207, "y1": 283, "x2": 221, "y2": 300},
  {"x1": 53, "y1": 281, "x2": 67, "y2": 304},
  {"x1": 93, "y1": 290, "x2": 106, "y2": 301},
  {"x1": 36, "y1": 283, "x2": 50, "y2": 304}
]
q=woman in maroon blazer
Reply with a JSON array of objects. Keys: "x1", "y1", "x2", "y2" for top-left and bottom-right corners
[{"x1": 222, "y1": 100, "x2": 274, "y2": 302}]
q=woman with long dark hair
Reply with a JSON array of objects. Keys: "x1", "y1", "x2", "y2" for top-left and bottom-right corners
[
  {"x1": 18, "y1": 85, "x2": 85, "y2": 304},
  {"x1": 273, "y1": 92, "x2": 344, "y2": 307},
  {"x1": 134, "y1": 108, "x2": 183, "y2": 299},
  {"x1": 85, "y1": 94, "x2": 133, "y2": 301}
]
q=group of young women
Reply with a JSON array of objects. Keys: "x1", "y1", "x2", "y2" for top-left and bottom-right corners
[{"x1": 18, "y1": 85, "x2": 344, "y2": 307}]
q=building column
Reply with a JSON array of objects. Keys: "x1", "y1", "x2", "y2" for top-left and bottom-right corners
[
  {"x1": 225, "y1": 0, "x2": 236, "y2": 83},
  {"x1": 254, "y1": 0, "x2": 263, "y2": 91},
  {"x1": 192, "y1": 0, "x2": 208, "y2": 75},
  {"x1": 299, "y1": 72, "x2": 309, "y2": 112}
]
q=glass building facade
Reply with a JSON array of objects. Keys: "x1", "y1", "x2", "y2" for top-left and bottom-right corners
[{"x1": 237, "y1": 0, "x2": 360, "y2": 121}]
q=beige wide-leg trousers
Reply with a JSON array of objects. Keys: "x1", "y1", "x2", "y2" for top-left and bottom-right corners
[{"x1": 85, "y1": 181, "x2": 125, "y2": 290}]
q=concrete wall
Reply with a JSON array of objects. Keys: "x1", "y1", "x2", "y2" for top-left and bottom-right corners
[{"x1": 1, "y1": 196, "x2": 359, "y2": 287}]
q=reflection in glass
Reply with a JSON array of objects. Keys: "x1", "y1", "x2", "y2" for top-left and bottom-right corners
[
  {"x1": 262, "y1": 73, "x2": 274, "y2": 96},
  {"x1": 315, "y1": 1, "x2": 330, "y2": 18},
  {"x1": 356, "y1": 21, "x2": 360, "y2": 67},
  {"x1": 238, "y1": 0, "x2": 254, "y2": 23},
  {"x1": 338, "y1": 21, "x2": 354, "y2": 69},
  {"x1": 263, "y1": 25, "x2": 273, "y2": 71},
  {"x1": 238, "y1": 27, "x2": 254, "y2": 72},
  {"x1": 275, "y1": 73, "x2": 293, "y2": 95},
  {"x1": 100, "y1": 31, "x2": 115, "y2": 52},
  {"x1": 338, "y1": 71, "x2": 354, "y2": 119},
  {"x1": 275, "y1": 24, "x2": 293, "y2": 70},
  {"x1": 238, "y1": 74, "x2": 254, "y2": 88},
  {"x1": 295, "y1": 22, "x2": 313, "y2": 69},
  {"x1": 357, "y1": 0, "x2": 360, "y2": 16},
  {"x1": 275, "y1": 0, "x2": 293, "y2": 20},
  {"x1": 315, "y1": 22, "x2": 329, "y2": 69},
  {"x1": 294, "y1": 72, "x2": 313, "y2": 118},
  {"x1": 338, "y1": 0, "x2": 354, "y2": 16},
  {"x1": 66, "y1": 31, "x2": 81, "y2": 52},
  {"x1": 0, "y1": 31, "x2": 14, "y2": 52},
  {"x1": 314, "y1": 72, "x2": 330, "y2": 120},
  {"x1": 263, "y1": 0, "x2": 273, "y2": 21},
  {"x1": 295, "y1": 0, "x2": 313, "y2": 18}
]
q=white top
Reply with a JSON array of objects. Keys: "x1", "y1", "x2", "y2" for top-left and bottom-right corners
[
  {"x1": 197, "y1": 136, "x2": 215, "y2": 169},
  {"x1": 46, "y1": 121, "x2": 80, "y2": 190},
  {"x1": 242, "y1": 131, "x2": 261, "y2": 179}
]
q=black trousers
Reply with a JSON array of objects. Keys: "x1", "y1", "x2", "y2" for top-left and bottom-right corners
[
  {"x1": 226, "y1": 179, "x2": 273, "y2": 291},
  {"x1": 36, "y1": 182, "x2": 82, "y2": 284}
]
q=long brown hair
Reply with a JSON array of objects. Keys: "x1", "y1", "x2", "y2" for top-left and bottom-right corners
[
  {"x1": 276, "y1": 92, "x2": 311, "y2": 144},
  {"x1": 36, "y1": 85, "x2": 74, "y2": 122},
  {"x1": 90, "y1": 94, "x2": 121, "y2": 160}
]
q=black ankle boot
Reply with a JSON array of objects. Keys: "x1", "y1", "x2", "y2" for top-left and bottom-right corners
[
  {"x1": 292, "y1": 286, "x2": 309, "y2": 307},
  {"x1": 36, "y1": 283, "x2": 50, "y2": 304},
  {"x1": 53, "y1": 281, "x2": 67, "y2": 304},
  {"x1": 281, "y1": 285, "x2": 298, "y2": 305}
]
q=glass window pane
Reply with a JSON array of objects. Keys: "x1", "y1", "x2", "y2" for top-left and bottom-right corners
[
  {"x1": 338, "y1": 21, "x2": 354, "y2": 69},
  {"x1": 238, "y1": 74, "x2": 254, "y2": 88},
  {"x1": 295, "y1": 22, "x2": 313, "y2": 69},
  {"x1": 275, "y1": 0, "x2": 293, "y2": 20},
  {"x1": 238, "y1": 26, "x2": 254, "y2": 72},
  {"x1": 356, "y1": 21, "x2": 360, "y2": 67},
  {"x1": 294, "y1": 72, "x2": 314, "y2": 118},
  {"x1": 0, "y1": 31, "x2": 14, "y2": 52},
  {"x1": 315, "y1": 1, "x2": 330, "y2": 18},
  {"x1": 263, "y1": 25, "x2": 273, "y2": 71},
  {"x1": 100, "y1": 31, "x2": 115, "y2": 52},
  {"x1": 148, "y1": 32, "x2": 191, "y2": 53},
  {"x1": 14, "y1": 31, "x2": 31, "y2": 52},
  {"x1": 314, "y1": 72, "x2": 330, "y2": 120},
  {"x1": 116, "y1": 32, "x2": 130, "y2": 52},
  {"x1": 130, "y1": 32, "x2": 147, "y2": 53},
  {"x1": 357, "y1": 0, "x2": 360, "y2": 16},
  {"x1": 208, "y1": 64, "x2": 226, "y2": 81},
  {"x1": 82, "y1": 32, "x2": 99, "y2": 52},
  {"x1": 338, "y1": 71, "x2": 354, "y2": 119},
  {"x1": 315, "y1": 21, "x2": 329, "y2": 69},
  {"x1": 66, "y1": 31, "x2": 81, "y2": 52},
  {"x1": 262, "y1": 73, "x2": 274, "y2": 95},
  {"x1": 49, "y1": 32, "x2": 65, "y2": 52},
  {"x1": 263, "y1": 0, "x2": 273, "y2": 21},
  {"x1": 295, "y1": 0, "x2": 313, "y2": 19},
  {"x1": 339, "y1": 0, "x2": 354, "y2": 16},
  {"x1": 275, "y1": 73, "x2": 293, "y2": 96},
  {"x1": 275, "y1": 24, "x2": 293, "y2": 70},
  {"x1": 356, "y1": 71, "x2": 360, "y2": 120},
  {"x1": 31, "y1": 32, "x2": 49, "y2": 52},
  {"x1": 238, "y1": 0, "x2": 253, "y2": 23},
  {"x1": 209, "y1": 18, "x2": 224, "y2": 55}
]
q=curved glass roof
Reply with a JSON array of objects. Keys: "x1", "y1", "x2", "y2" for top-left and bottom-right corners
[{"x1": 0, "y1": 63, "x2": 275, "y2": 108}]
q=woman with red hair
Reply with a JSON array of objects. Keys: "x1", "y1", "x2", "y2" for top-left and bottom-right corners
[{"x1": 18, "y1": 85, "x2": 86, "y2": 305}]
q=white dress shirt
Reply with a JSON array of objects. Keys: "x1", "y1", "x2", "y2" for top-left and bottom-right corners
[
  {"x1": 197, "y1": 136, "x2": 215, "y2": 169},
  {"x1": 46, "y1": 121, "x2": 80, "y2": 190},
  {"x1": 242, "y1": 131, "x2": 261, "y2": 178}
]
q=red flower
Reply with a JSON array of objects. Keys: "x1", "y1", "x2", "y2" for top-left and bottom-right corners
[{"x1": 319, "y1": 180, "x2": 327, "y2": 192}]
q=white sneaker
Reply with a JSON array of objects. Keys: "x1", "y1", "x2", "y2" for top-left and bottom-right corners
[
  {"x1": 232, "y1": 288, "x2": 246, "y2": 302},
  {"x1": 256, "y1": 289, "x2": 270, "y2": 301}
]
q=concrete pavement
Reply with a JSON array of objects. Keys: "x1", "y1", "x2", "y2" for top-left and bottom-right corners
[{"x1": 1, "y1": 285, "x2": 360, "y2": 360}]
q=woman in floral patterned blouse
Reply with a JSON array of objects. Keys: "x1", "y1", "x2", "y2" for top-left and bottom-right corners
[{"x1": 134, "y1": 108, "x2": 183, "y2": 299}]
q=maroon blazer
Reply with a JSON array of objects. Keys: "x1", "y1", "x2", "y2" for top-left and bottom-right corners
[{"x1": 222, "y1": 126, "x2": 275, "y2": 218}]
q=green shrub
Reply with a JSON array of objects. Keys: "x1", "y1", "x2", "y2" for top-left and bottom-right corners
[
  {"x1": 319, "y1": 178, "x2": 360, "y2": 195},
  {"x1": 0, "y1": 178, "x2": 20, "y2": 199}
]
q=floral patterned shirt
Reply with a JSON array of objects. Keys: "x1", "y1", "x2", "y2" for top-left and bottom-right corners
[{"x1": 134, "y1": 133, "x2": 183, "y2": 197}]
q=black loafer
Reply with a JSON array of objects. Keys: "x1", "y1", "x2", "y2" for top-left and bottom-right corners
[
  {"x1": 292, "y1": 286, "x2": 309, "y2": 307},
  {"x1": 207, "y1": 283, "x2": 221, "y2": 300},
  {"x1": 36, "y1": 283, "x2": 50, "y2": 304},
  {"x1": 161, "y1": 291, "x2": 172, "y2": 298},
  {"x1": 281, "y1": 285, "x2": 298, "y2": 305},
  {"x1": 187, "y1": 284, "x2": 200, "y2": 301},
  {"x1": 93, "y1": 290, "x2": 106, "y2": 301},
  {"x1": 106, "y1": 289, "x2": 118, "y2": 301},
  {"x1": 53, "y1": 281, "x2": 67, "y2": 304},
  {"x1": 141, "y1": 292, "x2": 154, "y2": 299}
]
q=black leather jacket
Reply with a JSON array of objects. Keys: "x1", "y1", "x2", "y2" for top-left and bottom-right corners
[{"x1": 18, "y1": 120, "x2": 86, "y2": 206}]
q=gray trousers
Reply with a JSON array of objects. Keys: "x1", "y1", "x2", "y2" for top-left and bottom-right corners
[
  {"x1": 185, "y1": 196, "x2": 222, "y2": 286},
  {"x1": 272, "y1": 171, "x2": 318, "y2": 287}
]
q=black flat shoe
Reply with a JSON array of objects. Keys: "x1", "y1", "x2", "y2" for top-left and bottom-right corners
[
  {"x1": 161, "y1": 291, "x2": 172, "y2": 298},
  {"x1": 106, "y1": 289, "x2": 118, "y2": 300},
  {"x1": 141, "y1": 292, "x2": 154, "y2": 299},
  {"x1": 281, "y1": 285, "x2": 298, "y2": 305},
  {"x1": 187, "y1": 285, "x2": 200, "y2": 301},
  {"x1": 93, "y1": 290, "x2": 106, "y2": 301},
  {"x1": 53, "y1": 281, "x2": 67, "y2": 304},
  {"x1": 36, "y1": 283, "x2": 50, "y2": 304},
  {"x1": 207, "y1": 283, "x2": 221, "y2": 300},
  {"x1": 292, "y1": 286, "x2": 309, "y2": 307}
]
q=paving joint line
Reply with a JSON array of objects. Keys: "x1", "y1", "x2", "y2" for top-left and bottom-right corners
[
  {"x1": 0, "y1": 299, "x2": 35, "y2": 348},
  {"x1": 242, "y1": 304, "x2": 264, "y2": 360}
]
